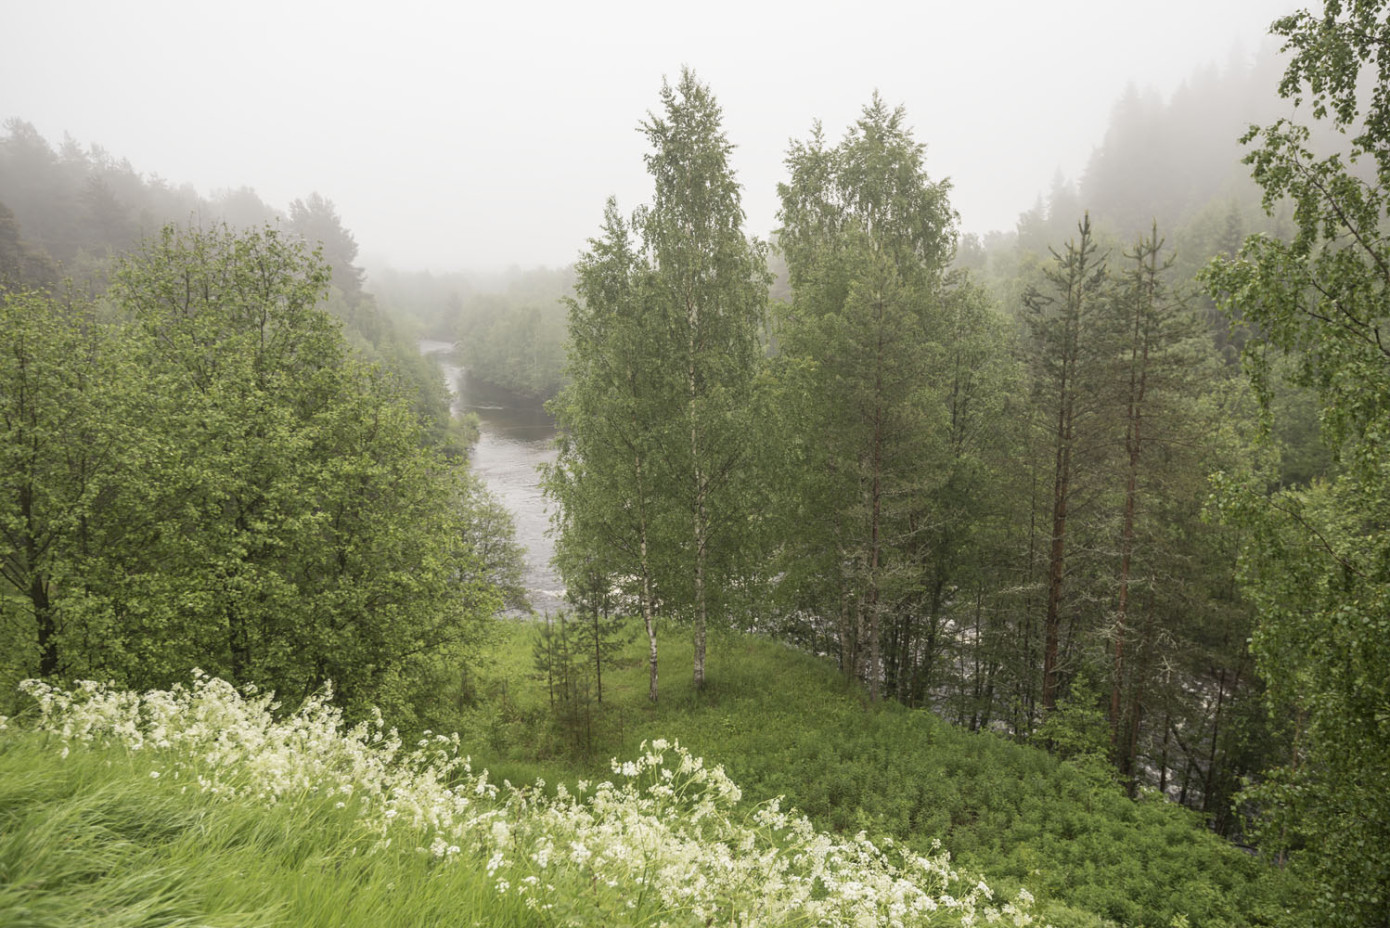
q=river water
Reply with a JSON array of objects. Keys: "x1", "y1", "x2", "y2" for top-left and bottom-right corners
[{"x1": 419, "y1": 340, "x2": 564, "y2": 615}]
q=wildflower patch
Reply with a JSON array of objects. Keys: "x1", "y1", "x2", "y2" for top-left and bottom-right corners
[{"x1": 18, "y1": 674, "x2": 1044, "y2": 927}]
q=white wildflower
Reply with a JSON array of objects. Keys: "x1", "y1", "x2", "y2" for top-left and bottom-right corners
[{"x1": 17, "y1": 675, "x2": 1048, "y2": 928}]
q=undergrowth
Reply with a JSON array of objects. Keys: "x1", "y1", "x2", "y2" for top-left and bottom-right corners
[
  {"x1": 1, "y1": 673, "x2": 1040, "y2": 927},
  {"x1": 441, "y1": 621, "x2": 1299, "y2": 928},
  {"x1": 0, "y1": 622, "x2": 1300, "y2": 927}
]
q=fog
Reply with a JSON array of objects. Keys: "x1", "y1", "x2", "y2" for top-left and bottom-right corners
[{"x1": 2, "y1": 0, "x2": 1299, "y2": 271}]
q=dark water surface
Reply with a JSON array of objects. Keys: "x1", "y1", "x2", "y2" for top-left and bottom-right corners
[{"x1": 420, "y1": 340, "x2": 563, "y2": 614}]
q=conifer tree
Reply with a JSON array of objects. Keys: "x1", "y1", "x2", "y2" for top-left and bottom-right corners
[
  {"x1": 776, "y1": 96, "x2": 955, "y2": 701},
  {"x1": 1022, "y1": 214, "x2": 1111, "y2": 713},
  {"x1": 1103, "y1": 223, "x2": 1208, "y2": 783}
]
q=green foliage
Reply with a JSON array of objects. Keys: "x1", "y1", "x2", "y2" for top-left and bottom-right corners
[
  {"x1": 967, "y1": 212, "x2": 1268, "y2": 821},
  {"x1": 547, "y1": 70, "x2": 771, "y2": 699},
  {"x1": 1021, "y1": 215, "x2": 1113, "y2": 715},
  {"x1": 368, "y1": 265, "x2": 573, "y2": 402},
  {"x1": 545, "y1": 200, "x2": 671, "y2": 702},
  {"x1": 530, "y1": 612, "x2": 599, "y2": 753},
  {"x1": 458, "y1": 288, "x2": 570, "y2": 399},
  {"x1": 773, "y1": 95, "x2": 964, "y2": 702},
  {"x1": 0, "y1": 124, "x2": 448, "y2": 458},
  {"x1": 0, "y1": 200, "x2": 57, "y2": 289},
  {"x1": 635, "y1": 69, "x2": 772, "y2": 687},
  {"x1": 1211, "y1": 473, "x2": 1390, "y2": 922},
  {"x1": 4, "y1": 676, "x2": 1048, "y2": 928},
  {"x1": 0, "y1": 286, "x2": 124, "y2": 695},
  {"x1": 453, "y1": 622, "x2": 1297, "y2": 928},
  {"x1": 289, "y1": 191, "x2": 364, "y2": 297},
  {"x1": 0, "y1": 224, "x2": 509, "y2": 725},
  {"x1": 0, "y1": 119, "x2": 269, "y2": 276},
  {"x1": 1202, "y1": 3, "x2": 1390, "y2": 922},
  {"x1": 564, "y1": 566, "x2": 631, "y2": 704},
  {"x1": 1032, "y1": 672, "x2": 1112, "y2": 769}
]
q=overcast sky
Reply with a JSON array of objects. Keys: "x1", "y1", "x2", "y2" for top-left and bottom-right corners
[{"x1": 3, "y1": 0, "x2": 1300, "y2": 272}]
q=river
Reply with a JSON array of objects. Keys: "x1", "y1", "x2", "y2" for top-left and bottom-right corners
[{"x1": 419, "y1": 340, "x2": 564, "y2": 615}]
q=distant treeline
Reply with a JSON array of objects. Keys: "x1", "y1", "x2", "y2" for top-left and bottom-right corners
[
  {"x1": 370, "y1": 265, "x2": 573, "y2": 400},
  {"x1": 0, "y1": 118, "x2": 470, "y2": 455}
]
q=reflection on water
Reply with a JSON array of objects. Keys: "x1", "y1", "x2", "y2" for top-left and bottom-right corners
[{"x1": 420, "y1": 340, "x2": 563, "y2": 614}]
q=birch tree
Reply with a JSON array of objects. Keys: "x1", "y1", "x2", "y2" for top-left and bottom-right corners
[
  {"x1": 549, "y1": 71, "x2": 768, "y2": 697},
  {"x1": 637, "y1": 70, "x2": 769, "y2": 689},
  {"x1": 547, "y1": 202, "x2": 672, "y2": 702}
]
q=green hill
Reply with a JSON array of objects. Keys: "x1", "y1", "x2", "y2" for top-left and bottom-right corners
[
  {"x1": 389, "y1": 621, "x2": 1298, "y2": 927},
  {"x1": 0, "y1": 623, "x2": 1298, "y2": 928}
]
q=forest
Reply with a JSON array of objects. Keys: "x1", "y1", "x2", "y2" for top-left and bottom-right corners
[{"x1": 2, "y1": 3, "x2": 1389, "y2": 927}]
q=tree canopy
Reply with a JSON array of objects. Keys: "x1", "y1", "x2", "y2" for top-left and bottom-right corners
[
  {"x1": 1203, "y1": 2, "x2": 1390, "y2": 921},
  {"x1": 547, "y1": 70, "x2": 769, "y2": 700},
  {"x1": 1, "y1": 223, "x2": 506, "y2": 723}
]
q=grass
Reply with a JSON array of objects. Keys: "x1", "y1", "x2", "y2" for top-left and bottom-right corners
[
  {"x1": 0, "y1": 735, "x2": 528, "y2": 928},
  {"x1": 0, "y1": 620, "x2": 1299, "y2": 928},
  {"x1": 2, "y1": 674, "x2": 1037, "y2": 928}
]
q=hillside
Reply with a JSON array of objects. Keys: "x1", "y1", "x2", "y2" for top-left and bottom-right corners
[
  {"x1": 2, "y1": 664, "x2": 1036, "y2": 928},
  {"x1": 448, "y1": 623, "x2": 1298, "y2": 928},
  {"x1": 1, "y1": 624, "x2": 1298, "y2": 928}
]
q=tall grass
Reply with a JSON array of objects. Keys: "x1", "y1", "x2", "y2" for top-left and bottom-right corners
[
  {"x1": 2, "y1": 675, "x2": 1041, "y2": 928},
  {"x1": 0, "y1": 734, "x2": 524, "y2": 928},
  {"x1": 0, "y1": 622, "x2": 1298, "y2": 928}
]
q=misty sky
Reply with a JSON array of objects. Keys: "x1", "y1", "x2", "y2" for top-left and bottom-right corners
[{"x1": 3, "y1": 0, "x2": 1300, "y2": 272}]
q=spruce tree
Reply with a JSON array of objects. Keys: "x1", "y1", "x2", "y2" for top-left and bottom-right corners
[{"x1": 775, "y1": 96, "x2": 955, "y2": 701}]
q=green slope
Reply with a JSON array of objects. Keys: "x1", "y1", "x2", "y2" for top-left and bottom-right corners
[{"x1": 448, "y1": 622, "x2": 1301, "y2": 927}]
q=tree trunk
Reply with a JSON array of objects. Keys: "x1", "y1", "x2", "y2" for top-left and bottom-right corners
[
  {"x1": 1042, "y1": 386, "x2": 1073, "y2": 712},
  {"x1": 1159, "y1": 706, "x2": 1171, "y2": 795},
  {"x1": 1203, "y1": 665, "x2": 1229, "y2": 815},
  {"x1": 1112, "y1": 236, "x2": 1153, "y2": 755},
  {"x1": 20, "y1": 478, "x2": 61, "y2": 677},
  {"x1": 633, "y1": 443, "x2": 659, "y2": 704},
  {"x1": 688, "y1": 290, "x2": 708, "y2": 691},
  {"x1": 33, "y1": 573, "x2": 57, "y2": 677},
  {"x1": 866, "y1": 302, "x2": 886, "y2": 703},
  {"x1": 594, "y1": 603, "x2": 604, "y2": 705},
  {"x1": 839, "y1": 580, "x2": 857, "y2": 683},
  {"x1": 642, "y1": 552, "x2": 658, "y2": 703}
]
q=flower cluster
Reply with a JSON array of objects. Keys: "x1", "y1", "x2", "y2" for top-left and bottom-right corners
[{"x1": 17, "y1": 675, "x2": 1044, "y2": 927}]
